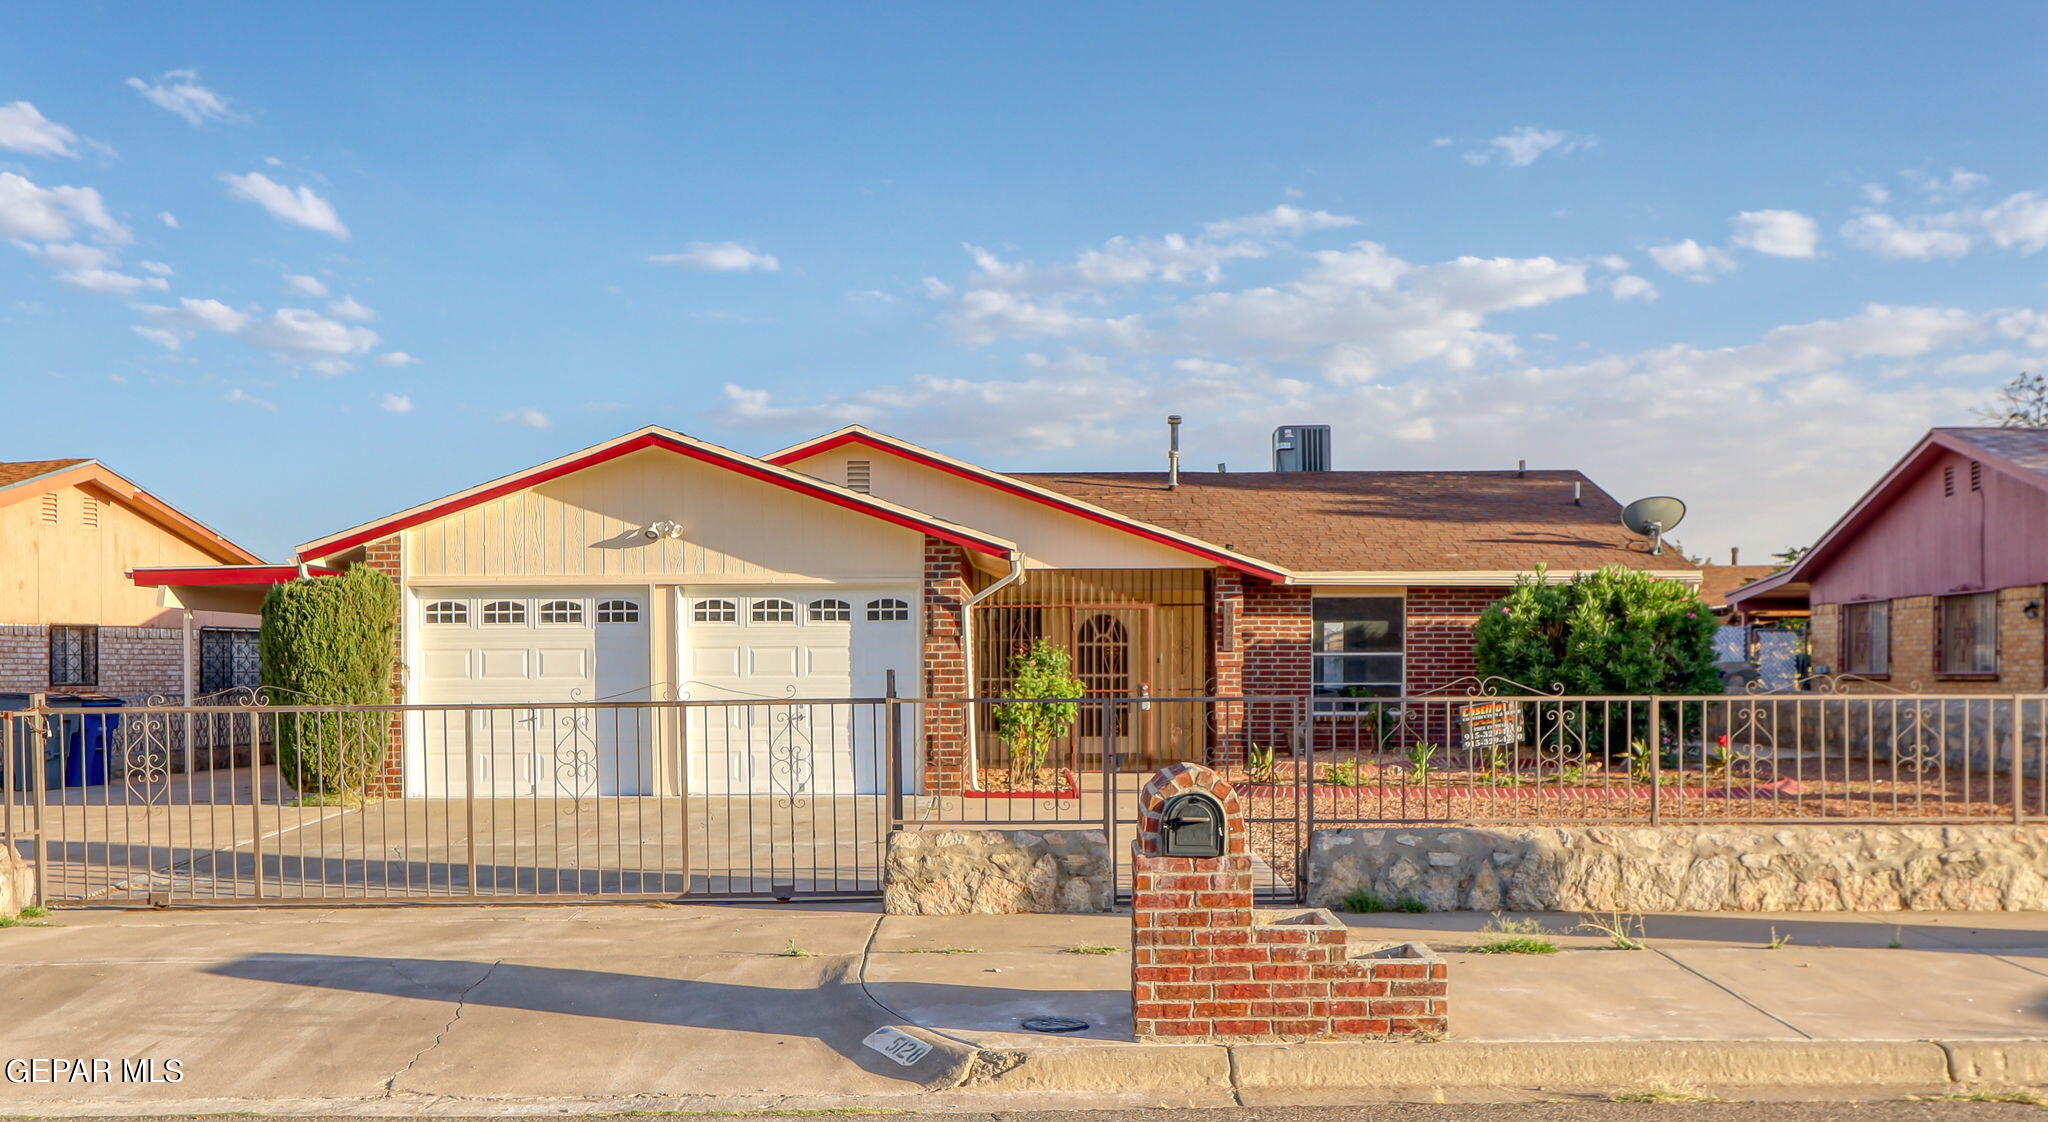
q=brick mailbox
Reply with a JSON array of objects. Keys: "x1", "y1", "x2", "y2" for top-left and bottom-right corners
[{"x1": 1131, "y1": 762, "x2": 1448, "y2": 1041}]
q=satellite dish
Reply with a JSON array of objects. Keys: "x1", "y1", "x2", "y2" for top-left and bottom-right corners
[{"x1": 1620, "y1": 496, "x2": 1687, "y2": 556}]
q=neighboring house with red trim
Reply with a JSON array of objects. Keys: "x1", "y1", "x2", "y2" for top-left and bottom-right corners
[
  {"x1": 1729, "y1": 427, "x2": 2048, "y2": 692},
  {"x1": 0, "y1": 459, "x2": 264, "y2": 703},
  {"x1": 138, "y1": 424, "x2": 1698, "y2": 795}
]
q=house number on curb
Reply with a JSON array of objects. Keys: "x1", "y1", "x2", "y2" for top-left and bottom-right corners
[{"x1": 860, "y1": 1027, "x2": 933, "y2": 1067}]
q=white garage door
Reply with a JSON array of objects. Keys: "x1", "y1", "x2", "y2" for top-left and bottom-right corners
[
  {"x1": 682, "y1": 589, "x2": 917, "y2": 796},
  {"x1": 415, "y1": 592, "x2": 651, "y2": 797}
]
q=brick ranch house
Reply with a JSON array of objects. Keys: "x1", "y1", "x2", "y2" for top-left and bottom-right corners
[
  {"x1": 1, "y1": 459, "x2": 263, "y2": 704},
  {"x1": 137, "y1": 424, "x2": 1699, "y2": 795},
  {"x1": 1730, "y1": 427, "x2": 2048, "y2": 691}
]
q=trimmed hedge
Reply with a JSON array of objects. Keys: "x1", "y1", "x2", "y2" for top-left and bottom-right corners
[{"x1": 259, "y1": 565, "x2": 399, "y2": 794}]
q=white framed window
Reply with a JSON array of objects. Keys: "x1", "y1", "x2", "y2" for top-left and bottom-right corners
[
  {"x1": 866, "y1": 597, "x2": 911, "y2": 622},
  {"x1": 692, "y1": 598, "x2": 738, "y2": 624},
  {"x1": 597, "y1": 599, "x2": 641, "y2": 624},
  {"x1": 1312, "y1": 595, "x2": 1404, "y2": 710},
  {"x1": 752, "y1": 597, "x2": 797, "y2": 623},
  {"x1": 808, "y1": 598, "x2": 851, "y2": 622},
  {"x1": 424, "y1": 600, "x2": 468, "y2": 625},
  {"x1": 539, "y1": 599, "x2": 584, "y2": 625},
  {"x1": 481, "y1": 600, "x2": 526, "y2": 625}
]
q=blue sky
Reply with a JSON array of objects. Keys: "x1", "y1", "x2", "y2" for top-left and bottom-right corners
[{"x1": 6, "y1": 2, "x2": 2047, "y2": 561}]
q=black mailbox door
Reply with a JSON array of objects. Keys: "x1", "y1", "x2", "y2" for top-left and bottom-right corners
[{"x1": 1161, "y1": 793, "x2": 1224, "y2": 858}]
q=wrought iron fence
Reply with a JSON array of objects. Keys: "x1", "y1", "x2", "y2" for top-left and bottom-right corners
[{"x1": 4, "y1": 681, "x2": 2042, "y2": 909}]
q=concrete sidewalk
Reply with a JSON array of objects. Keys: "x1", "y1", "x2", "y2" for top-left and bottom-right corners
[{"x1": 1, "y1": 903, "x2": 2046, "y2": 1114}]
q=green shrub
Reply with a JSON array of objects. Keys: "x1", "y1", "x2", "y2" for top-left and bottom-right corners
[
  {"x1": 1338, "y1": 887, "x2": 1389, "y2": 912},
  {"x1": 1473, "y1": 565, "x2": 1721, "y2": 696},
  {"x1": 260, "y1": 565, "x2": 398, "y2": 794},
  {"x1": 991, "y1": 639, "x2": 1085, "y2": 777}
]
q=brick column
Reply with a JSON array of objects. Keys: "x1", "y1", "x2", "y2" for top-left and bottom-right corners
[
  {"x1": 922, "y1": 536, "x2": 971, "y2": 793},
  {"x1": 1132, "y1": 762, "x2": 1448, "y2": 1041},
  {"x1": 1240, "y1": 580, "x2": 1311, "y2": 762},
  {"x1": 1208, "y1": 569, "x2": 1246, "y2": 767},
  {"x1": 361, "y1": 536, "x2": 406, "y2": 797}
]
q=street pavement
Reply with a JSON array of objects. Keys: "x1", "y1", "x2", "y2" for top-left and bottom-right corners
[{"x1": 0, "y1": 902, "x2": 2046, "y2": 1115}]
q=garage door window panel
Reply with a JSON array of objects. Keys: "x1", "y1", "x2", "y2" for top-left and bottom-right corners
[
  {"x1": 539, "y1": 600, "x2": 584, "y2": 625},
  {"x1": 597, "y1": 600, "x2": 641, "y2": 624},
  {"x1": 867, "y1": 597, "x2": 910, "y2": 622},
  {"x1": 482, "y1": 600, "x2": 527, "y2": 625},
  {"x1": 425, "y1": 601, "x2": 469, "y2": 625},
  {"x1": 809, "y1": 598, "x2": 851, "y2": 623},
  {"x1": 752, "y1": 598, "x2": 797, "y2": 624},
  {"x1": 693, "y1": 598, "x2": 738, "y2": 623}
]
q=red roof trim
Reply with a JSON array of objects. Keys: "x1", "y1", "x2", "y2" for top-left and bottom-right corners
[
  {"x1": 768, "y1": 431, "x2": 1290, "y2": 581},
  {"x1": 300, "y1": 432, "x2": 1013, "y2": 561},
  {"x1": 133, "y1": 565, "x2": 341, "y2": 588}
]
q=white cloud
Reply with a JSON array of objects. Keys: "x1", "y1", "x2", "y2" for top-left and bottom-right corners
[
  {"x1": 131, "y1": 325, "x2": 181, "y2": 350},
  {"x1": 373, "y1": 351, "x2": 420, "y2": 367},
  {"x1": 1840, "y1": 212, "x2": 1975, "y2": 261},
  {"x1": 1465, "y1": 126, "x2": 1594, "y2": 167},
  {"x1": 220, "y1": 172, "x2": 349, "y2": 239},
  {"x1": 127, "y1": 70, "x2": 242, "y2": 126},
  {"x1": 283, "y1": 273, "x2": 329, "y2": 298},
  {"x1": 379, "y1": 393, "x2": 413, "y2": 414},
  {"x1": 1860, "y1": 183, "x2": 1892, "y2": 206},
  {"x1": 499, "y1": 407, "x2": 552, "y2": 429},
  {"x1": 0, "y1": 172, "x2": 126, "y2": 242},
  {"x1": 1730, "y1": 209, "x2": 1820, "y2": 258},
  {"x1": 1905, "y1": 166, "x2": 1989, "y2": 201},
  {"x1": 223, "y1": 388, "x2": 276, "y2": 411},
  {"x1": 139, "y1": 260, "x2": 172, "y2": 276},
  {"x1": 1647, "y1": 238, "x2": 1738, "y2": 280},
  {"x1": 20, "y1": 242, "x2": 167, "y2": 295},
  {"x1": 1609, "y1": 274, "x2": 1659, "y2": 302},
  {"x1": 326, "y1": 295, "x2": 375, "y2": 322},
  {"x1": 1201, "y1": 205, "x2": 1359, "y2": 239},
  {"x1": 141, "y1": 297, "x2": 252, "y2": 335},
  {"x1": 0, "y1": 101, "x2": 88, "y2": 158},
  {"x1": 647, "y1": 242, "x2": 781, "y2": 272},
  {"x1": 1980, "y1": 192, "x2": 2048, "y2": 254},
  {"x1": 242, "y1": 307, "x2": 379, "y2": 358},
  {"x1": 158, "y1": 211, "x2": 178, "y2": 228}
]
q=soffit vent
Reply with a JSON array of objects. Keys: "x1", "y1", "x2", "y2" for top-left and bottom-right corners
[{"x1": 846, "y1": 459, "x2": 872, "y2": 493}]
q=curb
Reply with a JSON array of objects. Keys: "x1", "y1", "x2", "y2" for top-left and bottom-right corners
[{"x1": 963, "y1": 1038, "x2": 2048, "y2": 1097}]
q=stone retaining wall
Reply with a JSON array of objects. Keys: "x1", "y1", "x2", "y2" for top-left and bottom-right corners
[
  {"x1": 883, "y1": 828, "x2": 1112, "y2": 915},
  {"x1": 0, "y1": 847, "x2": 33, "y2": 918},
  {"x1": 1307, "y1": 824, "x2": 2048, "y2": 912}
]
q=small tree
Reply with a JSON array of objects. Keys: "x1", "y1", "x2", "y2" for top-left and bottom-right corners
[
  {"x1": 1979, "y1": 370, "x2": 2048, "y2": 428},
  {"x1": 990, "y1": 639, "x2": 1086, "y2": 780},
  {"x1": 260, "y1": 565, "x2": 399, "y2": 794},
  {"x1": 1473, "y1": 565, "x2": 1722, "y2": 696}
]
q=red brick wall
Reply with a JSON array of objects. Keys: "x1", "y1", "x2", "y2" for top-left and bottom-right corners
[
  {"x1": 1405, "y1": 588, "x2": 1498, "y2": 693},
  {"x1": 1130, "y1": 763, "x2": 1448, "y2": 1040},
  {"x1": 361, "y1": 537, "x2": 406, "y2": 796},
  {"x1": 1207, "y1": 570, "x2": 1246, "y2": 764},
  {"x1": 922, "y1": 537, "x2": 971, "y2": 792}
]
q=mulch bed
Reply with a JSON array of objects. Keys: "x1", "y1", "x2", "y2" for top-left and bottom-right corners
[{"x1": 967, "y1": 766, "x2": 1080, "y2": 799}]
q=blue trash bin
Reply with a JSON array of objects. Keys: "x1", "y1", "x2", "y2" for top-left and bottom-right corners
[{"x1": 56, "y1": 696, "x2": 124, "y2": 788}]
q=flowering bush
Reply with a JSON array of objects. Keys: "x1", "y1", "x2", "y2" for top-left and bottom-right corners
[{"x1": 1473, "y1": 565, "x2": 1721, "y2": 696}]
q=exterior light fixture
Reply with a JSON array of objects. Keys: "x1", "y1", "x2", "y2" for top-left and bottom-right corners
[
  {"x1": 641, "y1": 520, "x2": 684, "y2": 541},
  {"x1": 2026, "y1": 600, "x2": 2042, "y2": 620}
]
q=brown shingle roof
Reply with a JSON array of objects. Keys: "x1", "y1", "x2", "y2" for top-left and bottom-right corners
[
  {"x1": 1012, "y1": 469, "x2": 1696, "y2": 574},
  {"x1": 1697, "y1": 564, "x2": 1785, "y2": 609},
  {"x1": 0, "y1": 459, "x2": 88, "y2": 489}
]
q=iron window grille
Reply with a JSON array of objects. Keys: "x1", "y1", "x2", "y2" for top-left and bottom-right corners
[
  {"x1": 49, "y1": 624, "x2": 97, "y2": 688},
  {"x1": 1843, "y1": 601, "x2": 1891, "y2": 676},
  {"x1": 199, "y1": 627, "x2": 262, "y2": 694},
  {"x1": 1938, "y1": 591, "x2": 1998, "y2": 675}
]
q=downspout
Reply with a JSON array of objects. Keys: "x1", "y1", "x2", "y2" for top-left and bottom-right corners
[{"x1": 961, "y1": 551, "x2": 1028, "y2": 786}]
